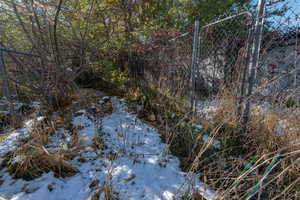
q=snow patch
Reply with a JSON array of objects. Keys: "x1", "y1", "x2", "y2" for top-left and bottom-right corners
[
  {"x1": 0, "y1": 117, "x2": 44, "y2": 158},
  {"x1": 202, "y1": 135, "x2": 221, "y2": 149},
  {"x1": 0, "y1": 97, "x2": 219, "y2": 200},
  {"x1": 195, "y1": 99, "x2": 218, "y2": 120}
]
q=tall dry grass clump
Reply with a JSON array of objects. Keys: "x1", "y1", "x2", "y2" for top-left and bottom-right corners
[
  {"x1": 212, "y1": 89, "x2": 241, "y2": 125},
  {"x1": 1, "y1": 118, "x2": 79, "y2": 181},
  {"x1": 192, "y1": 90, "x2": 300, "y2": 199},
  {"x1": 3, "y1": 144, "x2": 79, "y2": 181}
]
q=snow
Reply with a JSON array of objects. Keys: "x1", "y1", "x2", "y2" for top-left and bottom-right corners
[
  {"x1": 100, "y1": 98, "x2": 217, "y2": 199},
  {"x1": 192, "y1": 123, "x2": 203, "y2": 130},
  {"x1": 72, "y1": 113, "x2": 98, "y2": 146},
  {"x1": 202, "y1": 135, "x2": 221, "y2": 149},
  {"x1": 0, "y1": 97, "x2": 38, "y2": 113},
  {"x1": 0, "y1": 117, "x2": 44, "y2": 158},
  {"x1": 0, "y1": 97, "x2": 219, "y2": 200},
  {"x1": 195, "y1": 99, "x2": 218, "y2": 120}
]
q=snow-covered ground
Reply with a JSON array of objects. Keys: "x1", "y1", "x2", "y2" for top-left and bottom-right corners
[
  {"x1": 195, "y1": 99, "x2": 218, "y2": 120},
  {"x1": 0, "y1": 117, "x2": 44, "y2": 159},
  {"x1": 0, "y1": 97, "x2": 218, "y2": 200}
]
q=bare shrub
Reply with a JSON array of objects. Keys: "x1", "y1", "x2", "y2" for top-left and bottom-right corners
[{"x1": 0, "y1": 0, "x2": 85, "y2": 109}]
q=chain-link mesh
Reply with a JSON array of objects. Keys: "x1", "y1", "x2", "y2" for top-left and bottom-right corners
[
  {"x1": 257, "y1": 0, "x2": 300, "y2": 102},
  {"x1": 130, "y1": 12, "x2": 254, "y2": 108},
  {"x1": 130, "y1": 29, "x2": 193, "y2": 99},
  {"x1": 196, "y1": 12, "x2": 253, "y2": 96}
]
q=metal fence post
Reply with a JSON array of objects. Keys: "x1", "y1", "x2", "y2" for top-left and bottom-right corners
[
  {"x1": 237, "y1": 23, "x2": 254, "y2": 117},
  {"x1": 241, "y1": 0, "x2": 266, "y2": 134},
  {"x1": 294, "y1": 22, "x2": 299, "y2": 89},
  {"x1": 191, "y1": 17, "x2": 201, "y2": 113},
  {"x1": 0, "y1": 48, "x2": 11, "y2": 101}
]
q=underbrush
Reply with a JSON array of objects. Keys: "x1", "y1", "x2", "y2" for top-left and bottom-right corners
[
  {"x1": 20, "y1": 67, "x2": 298, "y2": 199},
  {"x1": 199, "y1": 92, "x2": 300, "y2": 199},
  {"x1": 0, "y1": 99, "x2": 36, "y2": 132},
  {"x1": 0, "y1": 89, "x2": 111, "y2": 182},
  {"x1": 3, "y1": 144, "x2": 79, "y2": 181},
  {"x1": 212, "y1": 96, "x2": 300, "y2": 199},
  {"x1": 123, "y1": 82, "x2": 300, "y2": 199},
  {"x1": 1, "y1": 118, "x2": 79, "y2": 181}
]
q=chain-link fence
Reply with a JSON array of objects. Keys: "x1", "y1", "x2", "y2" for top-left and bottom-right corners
[
  {"x1": 2, "y1": 0, "x2": 299, "y2": 113},
  {"x1": 129, "y1": 29, "x2": 194, "y2": 99},
  {"x1": 257, "y1": 0, "x2": 300, "y2": 103},
  {"x1": 130, "y1": 12, "x2": 254, "y2": 111},
  {"x1": 191, "y1": 12, "x2": 254, "y2": 114},
  {"x1": 130, "y1": 0, "x2": 300, "y2": 118},
  {"x1": 196, "y1": 12, "x2": 253, "y2": 95}
]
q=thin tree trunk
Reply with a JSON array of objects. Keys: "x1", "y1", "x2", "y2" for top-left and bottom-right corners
[{"x1": 0, "y1": 50, "x2": 11, "y2": 100}]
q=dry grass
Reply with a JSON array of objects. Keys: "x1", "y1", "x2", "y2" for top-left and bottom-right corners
[
  {"x1": 25, "y1": 118, "x2": 56, "y2": 145},
  {"x1": 0, "y1": 135, "x2": 7, "y2": 142},
  {"x1": 91, "y1": 166, "x2": 118, "y2": 200},
  {"x1": 126, "y1": 83, "x2": 300, "y2": 199},
  {"x1": 92, "y1": 135, "x2": 105, "y2": 151},
  {"x1": 195, "y1": 92, "x2": 300, "y2": 200},
  {"x1": 0, "y1": 110, "x2": 23, "y2": 131},
  {"x1": 60, "y1": 88, "x2": 113, "y2": 121},
  {"x1": 212, "y1": 89, "x2": 241, "y2": 125},
  {"x1": 250, "y1": 111, "x2": 286, "y2": 153},
  {"x1": 3, "y1": 81, "x2": 298, "y2": 199},
  {"x1": 1, "y1": 111, "x2": 80, "y2": 181},
  {"x1": 2, "y1": 89, "x2": 111, "y2": 182},
  {"x1": 0, "y1": 101, "x2": 37, "y2": 132},
  {"x1": 91, "y1": 185, "x2": 117, "y2": 200},
  {"x1": 3, "y1": 144, "x2": 79, "y2": 181}
]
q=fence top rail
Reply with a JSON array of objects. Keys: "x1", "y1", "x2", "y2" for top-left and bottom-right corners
[
  {"x1": 168, "y1": 11, "x2": 254, "y2": 43},
  {"x1": 202, "y1": 11, "x2": 254, "y2": 29},
  {"x1": 169, "y1": 32, "x2": 191, "y2": 42},
  {"x1": 0, "y1": 47, "x2": 40, "y2": 57}
]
